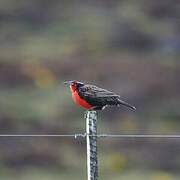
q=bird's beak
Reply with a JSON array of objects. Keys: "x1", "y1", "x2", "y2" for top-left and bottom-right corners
[{"x1": 64, "y1": 81, "x2": 73, "y2": 85}]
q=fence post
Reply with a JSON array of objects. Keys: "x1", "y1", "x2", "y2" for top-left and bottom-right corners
[{"x1": 86, "y1": 110, "x2": 98, "y2": 180}]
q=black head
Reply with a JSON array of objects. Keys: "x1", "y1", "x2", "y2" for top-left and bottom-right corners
[{"x1": 64, "y1": 80, "x2": 84, "y2": 89}]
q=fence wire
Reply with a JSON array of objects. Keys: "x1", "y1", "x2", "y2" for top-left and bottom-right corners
[{"x1": 1, "y1": 134, "x2": 180, "y2": 139}]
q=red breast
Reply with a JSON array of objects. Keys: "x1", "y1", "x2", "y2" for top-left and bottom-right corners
[{"x1": 70, "y1": 85, "x2": 92, "y2": 109}]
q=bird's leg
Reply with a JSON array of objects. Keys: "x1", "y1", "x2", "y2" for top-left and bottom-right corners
[
  {"x1": 102, "y1": 105, "x2": 108, "y2": 110},
  {"x1": 89, "y1": 106, "x2": 98, "y2": 111},
  {"x1": 90, "y1": 106, "x2": 103, "y2": 110}
]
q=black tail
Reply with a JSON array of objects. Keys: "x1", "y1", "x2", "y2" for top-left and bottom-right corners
[{"x1": 117, "y1": 99, "x2": 136, "y2": 110}]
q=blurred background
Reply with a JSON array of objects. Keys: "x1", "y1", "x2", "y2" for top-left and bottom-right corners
[{"x1": 0, "y1": 0, "x2": 180, "y2": 179}]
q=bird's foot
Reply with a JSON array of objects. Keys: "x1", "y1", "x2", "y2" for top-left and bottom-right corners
[{"x1": 89, "y1": 106, "x2": 104, "y2": 110}]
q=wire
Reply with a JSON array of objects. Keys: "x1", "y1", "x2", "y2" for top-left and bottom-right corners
[
  {"x1": 0, "y1": 134, "x2": 87, "y2": 138},
  {"x1": 96, "y1": 134, "x2": 180, "y2": 138},
  {"x1": 0, "y1": 134, "x2": 180, "y2": 139},
  {"x1": 0, "y1": 134, "x2": 76, "y2": 137}
]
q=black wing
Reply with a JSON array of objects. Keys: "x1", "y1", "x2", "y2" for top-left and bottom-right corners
[
  {"x1": 78, "y1": 84, "x2": 120, "y2": 106},
  {"x1": 78, "y1": 84, "x2": 136, "y2": 110}
]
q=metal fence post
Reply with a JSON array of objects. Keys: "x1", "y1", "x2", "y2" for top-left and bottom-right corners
[{"x1": 86, "y1": 110, "x2": 98, "y2": 180}]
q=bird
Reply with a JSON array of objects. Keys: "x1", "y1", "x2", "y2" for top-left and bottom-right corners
[{"x1": 64, "y1": 80, "x2": 136, "y2": 111}]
